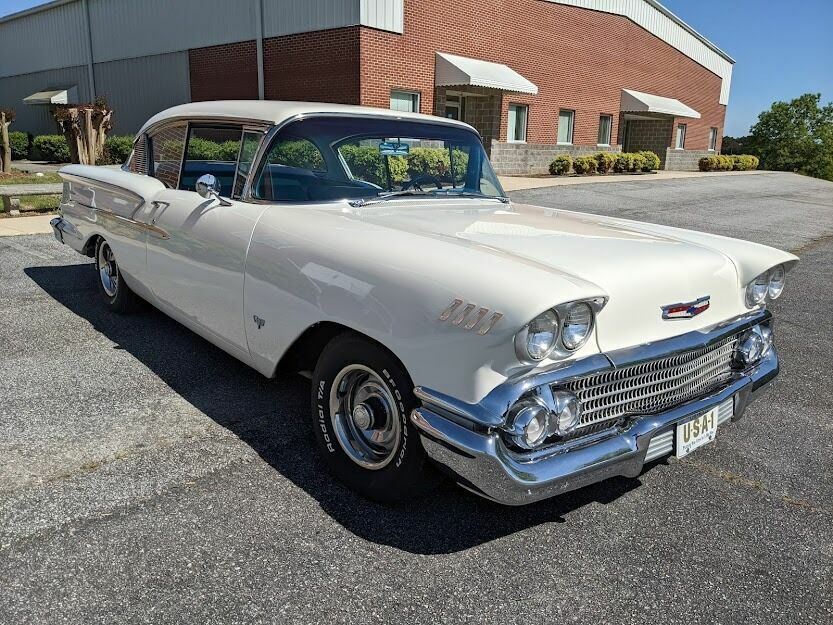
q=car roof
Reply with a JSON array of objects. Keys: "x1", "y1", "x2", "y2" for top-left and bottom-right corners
[{"x1": 138, "y1": 100, "x2": 477, "y2": 136}]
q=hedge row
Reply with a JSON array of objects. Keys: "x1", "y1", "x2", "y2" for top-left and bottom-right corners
[
  {"x1": 6, "y1": 132, "x2": 135, "y2": 165},
  {"x1": 549, "y1": 151, "x2": 661, "y2": 175},
  {"x1": 698, "y1": 154, "x2": 759, "y2": 172}
]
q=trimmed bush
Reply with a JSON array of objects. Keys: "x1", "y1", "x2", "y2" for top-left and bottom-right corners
[
  {"x1": 549, "y1": 154, "x2": 572, "y2": 175},
  {"x1": 638, "y1": 150, "x2": 661, "y2": 171},
  {"x1": 102, "y1": 135, "x2": 134, "y2": 165},
  {"x1": 731, "y1": 154, "x2": 759, "y2": 171},
  {"x1": 572, "y1": 155, "x2": 597, "y2": 174},
  {"x1": 699, "y1": 154, "x2": 756, "y2": 172},
  {"x1": 613, "y1": 152, "x2": 634, "y2": 173},
  {"x1": 9, "y1": 131, "x2": 30, "y2": 161},
  {"x1": 630, "y1": 153, "x2": 646, "y2": 172},
  {"x1": 32, "y1": 134, "x2": 71, "y2": 162},
  {"x1": 594, "y1": 151, "x2": 616, "y2": 174}
]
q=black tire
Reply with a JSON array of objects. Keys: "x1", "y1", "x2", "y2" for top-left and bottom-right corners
[
  {"x1": 94, "y1": 238, "x2": 140, "y2": 314},
  {"x1": 311, "y1": 333, "x2": 437, "y2": 503}
]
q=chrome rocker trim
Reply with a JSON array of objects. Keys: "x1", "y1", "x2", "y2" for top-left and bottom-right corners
[{"x1": 411, "y1": 310, "x2": 777, "y2": 505}]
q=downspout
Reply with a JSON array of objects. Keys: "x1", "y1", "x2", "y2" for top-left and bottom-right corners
[
  {"x1": 82, "y1": 0, "x2": 96, "y2": 100},
  {"x1": 255, "y1": 0, "x2": 265, "y2": 100}
]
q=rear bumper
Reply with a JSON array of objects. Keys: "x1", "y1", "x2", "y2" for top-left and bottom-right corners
[
  {"x1": 411, "y1": 315, "x2": 778, "y2": 506},
  {"x1": 49, "y1": 216, "x2": 80, "y2": 245}
]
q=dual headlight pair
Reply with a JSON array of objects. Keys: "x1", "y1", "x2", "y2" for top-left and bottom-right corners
[
  {"x1": 734, "y1": 322, "x2": 773, "y2": 368},
  {"x1": 515, "y1": 300, "x2": 598, "y2": 363},
  {"x1": 746, "y1": 264, "x2": 786, "y2": 308},
  {"x1": 504, "y1": 391, "x2": 581, "y2": 449}
]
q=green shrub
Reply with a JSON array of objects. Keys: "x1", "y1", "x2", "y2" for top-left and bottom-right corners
[
  {"x1": 631, "y1": 153, "x2": 646, "y2": 172},
  {"x1": 572, "y1": 155, "x2": 597, "y2": 174},
  {"x1": 613, "y1": 152, "x2": 634, "y2": 173},
  {"x1": 638, "y1": 150, "x2": 661, "y2": 171},
  {"x1": 217, "y1": 140, "x2": 241, "y2": 161},
  {"x1": 102, "y1": 135, "x2": 134, "y2": 165},
  {"x1": 32, "y1": 135, "x2": 70, "y2": 162},
  {"x1": 730, "y1": 154, "x2": 759, "y2": 171},
  {"x1": 186, "y1": 137, "x2": 221, "y2": 160},
  {"x1": 700, "y1": 154, "x2": 759, "y2": 172},
  {"x1": 9, "y1": 131, "x2": 30, "y2": 161},
  {"x1": 698, "y1": 156, "x2": 712, "y2": 171},
  {"x1": 594, "y1": 151, "x2": 616, "y2": 174},
  {"x1": 549, "y1": 154, "x2": 572, "y2": 175},
  {"x1": 268, "y1": 139, "x2": 326, "y2": 170},
  {"x1": 339, "y1": 144, "x2": 408, "y2": 185}
]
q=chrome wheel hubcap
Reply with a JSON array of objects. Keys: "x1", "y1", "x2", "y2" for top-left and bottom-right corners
[
  {"x1": 97, "y1": 242, "x2": 119, "y2": 297},
  {"x1": 329, "y1": 365, "x2": 400, "y2": 470}
]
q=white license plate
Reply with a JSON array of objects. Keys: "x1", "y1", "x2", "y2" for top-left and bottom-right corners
[{"x1": 676, "y1": 407, "x2": 718, "y2": 458}]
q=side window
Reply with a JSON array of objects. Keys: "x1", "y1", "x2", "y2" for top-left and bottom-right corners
[
  {"x1": 179, "y1": 125, "x2": 243, "y2": 196},
  {"x1": 149, "y1": 123, "x2": 187, "y2": 188},
  {"x1": 254, "y1": 138, "x2": 327, "y2": 201}
]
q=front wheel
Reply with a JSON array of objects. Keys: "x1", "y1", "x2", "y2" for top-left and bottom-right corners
[
  {"x1": 95, "y1": 238, "x2": 140, "y2": 313},
  {"x1": 311, "y1": 333, "x2": 437, "y2": 503}
]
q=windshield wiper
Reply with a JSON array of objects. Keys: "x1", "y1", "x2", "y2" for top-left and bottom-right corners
[{"x1": 349, "y1": 189, "x2": 509, "y2": 207}]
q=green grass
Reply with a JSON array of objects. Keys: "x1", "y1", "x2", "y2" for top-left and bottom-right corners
[
  {"x1": 18, "y1": 194, "x2": 61, "y2": 211},
  {"x1": 0, "y1": 172, "x2": 62, "y2": 185}
]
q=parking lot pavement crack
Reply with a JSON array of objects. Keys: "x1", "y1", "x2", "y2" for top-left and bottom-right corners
[
  {"x1": 789, "y1": 231, "x2": 833, "y2": 255},
  {"x1": 679, "y1": 458, "x2": 829, "y2": 514}
]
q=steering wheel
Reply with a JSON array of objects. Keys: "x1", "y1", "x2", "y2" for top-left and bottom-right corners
[{"x1": 402, "y1": 174, "x2": 443, "y2": 191}]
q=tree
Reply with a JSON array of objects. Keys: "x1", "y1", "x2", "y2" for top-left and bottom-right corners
[
  {"x1": 0, "y1": 108, "x2": 14, "y2": 173},
  {"x1": 720, "y1": 135, "x2": 752, "y2": 155},
  {"x1": 52, "y1": 96, "x2": 113, "y2": 165},
  {"x1": 748, "y1": 93, "x2": 833, "y2": 181}
]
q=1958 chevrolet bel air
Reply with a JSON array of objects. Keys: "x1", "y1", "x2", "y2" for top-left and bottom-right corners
[{"x1": 51, "y1": 101, "x2": 797, "y2": 505}]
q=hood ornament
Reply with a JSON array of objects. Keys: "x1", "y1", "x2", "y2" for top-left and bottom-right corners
[{"x1": 661, "y1": 296, "x2": 710, "y2": 320}]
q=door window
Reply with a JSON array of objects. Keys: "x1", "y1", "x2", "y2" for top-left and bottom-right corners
[
  {"x1": 179, "y1": 125, "x2": 244, "y2": 196},
  {"x1": 233, "y1": 131, "x2": 264, "y2": 198},
  {"x1": 149, "y1": 123, "x2": 187, "y2": 188}
]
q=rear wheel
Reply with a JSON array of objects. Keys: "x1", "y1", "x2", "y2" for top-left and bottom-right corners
[
  {"x1": 311, "y1": 333, "x2": 437, "y2": 502},
  {"x1": 95, "y1": 238, "x2": 140, "y2": 313}
]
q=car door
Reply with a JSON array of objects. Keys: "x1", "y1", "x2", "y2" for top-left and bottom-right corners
[{"x1": 143, "y1": 121, "x2": 267, "y2": 356}]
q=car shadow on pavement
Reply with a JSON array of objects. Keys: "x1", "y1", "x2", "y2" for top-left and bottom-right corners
[{"x1": 27, "y1": 263, "x2": 644, "y2": 555}]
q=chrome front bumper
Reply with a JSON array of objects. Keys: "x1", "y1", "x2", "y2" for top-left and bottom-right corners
[{"x1": 411, "y1": 311, "x2": 778, "y2": 506}]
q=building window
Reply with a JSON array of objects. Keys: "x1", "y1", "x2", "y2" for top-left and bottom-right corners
[
  {"x1": 598, "y1": 114, "x2": 612, "y2": 146},
  {"x1": 390, "y1": 90, "x2": 420, "y2": 113},
  {"x1": 709, "y1": 127, "x2": 718, "y2": 151},
  {"x1": 507, "y1": 104, "x2": 528, "y2": 143},
  {"x1": 675, "y1": 124, "x2": 687, "y2": 150},
  {"x1": 558, "y1": 110, "x2": 574, "y2": 144}
]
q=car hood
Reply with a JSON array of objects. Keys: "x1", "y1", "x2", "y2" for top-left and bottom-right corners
[{"x1": 337, "y1": 199, "x2": 797, "y2": 351}]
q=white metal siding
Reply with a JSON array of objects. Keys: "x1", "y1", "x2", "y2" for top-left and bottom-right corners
[
  {"x1": 546, "y1": 0, "x2": 734, "y2": 104},
  {"x1": 361, "y1": 0, "x2": 404, "y2": 33},
  {"x1": 0, "y1": 2, "x2": 89, "y2": 78}
]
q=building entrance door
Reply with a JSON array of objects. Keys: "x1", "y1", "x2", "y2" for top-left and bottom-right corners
[{"x1": 445, "y1": 94, "x2": 466, "y2": 120}]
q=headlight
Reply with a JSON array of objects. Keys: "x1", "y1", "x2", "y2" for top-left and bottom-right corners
[
  {"x1": 746, "y1": 265, "x2": 787, "y2": 308},
  {"x1": 516, "y1": 310, "x2": 559, "y2": 362},
  {"x1": 561, "y1": 302, "x2": 594, "y2": 351},
  {"x1": 733, "y1": 323, "x2": 773, "y2": 367},
  {"x1": 505, "y1": 397, "x2": 550, "y2": 449},
  {"x1": 768, "y1": 264, "x2": 786, "y2": 299}
]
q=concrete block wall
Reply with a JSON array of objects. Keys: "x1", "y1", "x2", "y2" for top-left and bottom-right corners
[
  {"x1": 665, "y1": 148, "x2": 713, "y2": 171},
  {"x1": 490, "y1": 141, "x2": 620, "y2": 176}
]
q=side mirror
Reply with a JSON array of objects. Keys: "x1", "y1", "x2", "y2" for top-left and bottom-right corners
[{"x1": 195, "y1": 174, "x2": 232, "y2": 206}]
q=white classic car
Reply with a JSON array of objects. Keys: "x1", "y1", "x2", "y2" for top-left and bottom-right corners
[{"x1": 51, "y1": 101, "x2": 797, "y2": 505}]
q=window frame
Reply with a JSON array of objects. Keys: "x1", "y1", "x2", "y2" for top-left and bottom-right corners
[
  {"x1": 147, "y1": 121, "x2": 189, "y2": 190},
  {"x1": 675, "y1": 123, "x2": 687, "y2": 150},
  {"x1": 557, "y1": 109, "x2": 575, "y2": 145},
  {"x1": 507, "y1": 104, "x2": 528, "y2": 143},
  {"x1": 597, "y1": 114, "x2": 613, "y2": 147},
  {"x1": 390, "y1": 89, "x2": 421, "y2": 113},
  {"x1": 708, "y1": 127, "x2": 718, "y2": 151}
]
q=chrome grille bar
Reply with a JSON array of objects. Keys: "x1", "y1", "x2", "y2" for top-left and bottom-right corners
[{"x1": 561, "y1": 335, "x2": 738, "y2": 429}]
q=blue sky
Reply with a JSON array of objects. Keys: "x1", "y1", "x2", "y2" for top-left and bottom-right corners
[{"x1": 3, "y1": 0, "x2": 831, "y2": 136}]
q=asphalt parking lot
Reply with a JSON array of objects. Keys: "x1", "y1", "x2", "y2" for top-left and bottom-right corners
[{"x1": 1, "y1": 171, "x2": 831, "y2": 624}]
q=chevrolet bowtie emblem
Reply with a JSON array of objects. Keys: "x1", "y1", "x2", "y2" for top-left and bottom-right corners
[{"x1": 661, "y1": 296, "x2": 710, "y2": 320}]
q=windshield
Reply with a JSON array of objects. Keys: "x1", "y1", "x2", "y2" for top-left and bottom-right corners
[{"x1": 251, "y1": 116, "x2": 505, "y2": 203}]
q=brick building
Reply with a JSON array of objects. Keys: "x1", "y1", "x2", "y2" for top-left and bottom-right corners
[{"x1": 0, "y1": 0, "x2": 734, "y2": 173}]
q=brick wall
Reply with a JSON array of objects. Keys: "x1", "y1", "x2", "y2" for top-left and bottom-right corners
[
  {"x1": 264, "y1": 27, "x2": 361, "y2": 104},
  {"x1": 189, "y1": 40, "x2": 258, "y2": 101},
  {"x1": 358, "y1": 0, "x2": 726, "y2": 152}
]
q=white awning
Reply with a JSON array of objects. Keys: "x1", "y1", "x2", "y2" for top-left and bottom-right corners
[
  {"x1": 23, "y1": 87, "x2": 78, "y2": 105},
  {"x1": 620, "y1": 89, "x2": 700, "y2": 118},
  {"x1": 435, "y1": 52, "x2": 538, "y2": 94}
]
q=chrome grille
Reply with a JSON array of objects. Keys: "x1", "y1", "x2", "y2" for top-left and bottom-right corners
[{"x1": 562, "y1": 335, "x2": 738, "y2": 429}]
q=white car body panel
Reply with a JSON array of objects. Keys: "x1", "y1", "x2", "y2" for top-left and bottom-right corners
[{"x1": 54, "y1": 102, "x2": 798, "y2": 408}]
